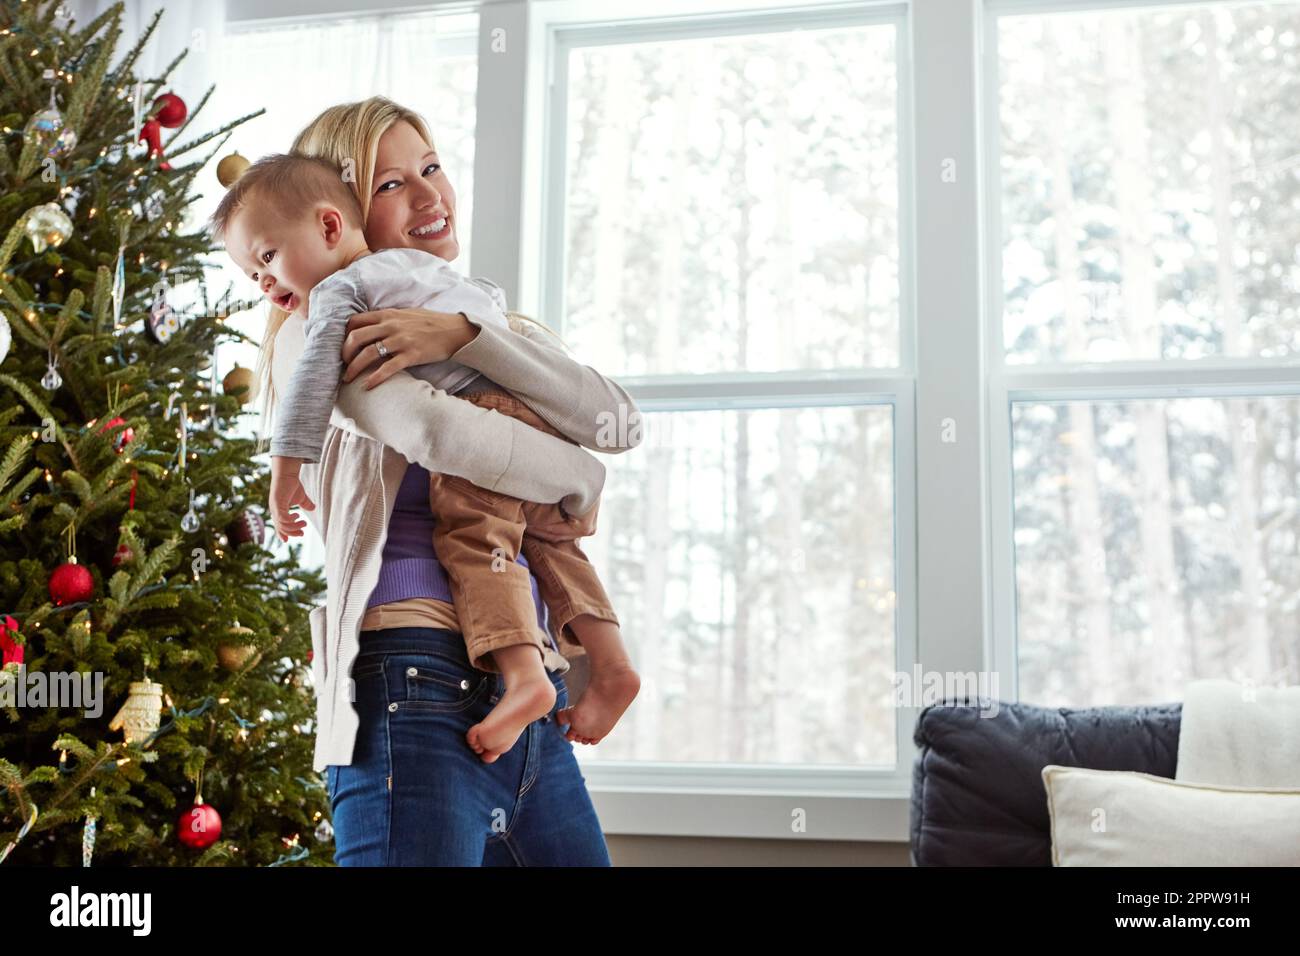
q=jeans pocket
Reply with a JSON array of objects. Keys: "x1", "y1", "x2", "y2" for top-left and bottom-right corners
[
  {"x1": 350, "y1": 657, "x2": 384, "y2": 681},
  {"x1": 396, "y1": 653, "x2": 488, "y2": 713}
]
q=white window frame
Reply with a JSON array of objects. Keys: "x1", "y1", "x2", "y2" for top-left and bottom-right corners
[{"x1": 981, "y1": 0, "x2": 1300, "y2": 701}]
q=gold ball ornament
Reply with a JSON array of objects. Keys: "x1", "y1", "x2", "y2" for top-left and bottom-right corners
[
  {"x1": 24, "y1": 202, "x2": 74, "y2": 253},
  {"x1": 216, "y1": 152, "x2": 250, "y2": 188},
  {"x1": 222, "y1": 364, "x2": 254, "y2": 405},
  {"x1": 217, "y1": 623, "x2": 261, "y2": 671}
]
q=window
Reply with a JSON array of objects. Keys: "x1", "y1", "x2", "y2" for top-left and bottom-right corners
[
  {"x1": 583, "y1": 404, "x2": 899, "y2": 765},
  {"x1": 544, "y1": 5, "x2": 913, "y2": 769},
  {"x1": 557, "y1": 25, "x2": 901, "y2": 375},
  {"x1": 988, "y1": 0, "x2": 1300, "y2": 706}
]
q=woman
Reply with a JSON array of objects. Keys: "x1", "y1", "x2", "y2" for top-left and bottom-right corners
[{"x1": 257, "y1": 97, "x2": 640, "y2": 865}]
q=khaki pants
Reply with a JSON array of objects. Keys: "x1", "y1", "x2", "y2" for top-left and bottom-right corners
[{"x1": 427, "y1": 387, "x2": 619, "y2": 673}]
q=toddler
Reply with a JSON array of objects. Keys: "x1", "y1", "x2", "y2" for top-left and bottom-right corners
[{"x1": 210, "y1": 153, "x2": 640, "y2": 763}]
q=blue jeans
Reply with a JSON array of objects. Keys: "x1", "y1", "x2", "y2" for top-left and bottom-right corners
[{"x1": 325, "y1": 626, "x2": 611, "y2": 866}]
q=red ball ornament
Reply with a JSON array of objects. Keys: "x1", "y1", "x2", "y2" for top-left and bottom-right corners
[
  {"x1": 49, "y1": 561, "x2": 93, "y2": 606},
  {"x1": 177, "y1": 798, "x2": 221, "y2": 849},
  {"x1": 152, "y1": 92, "x2": 187, "y2": 128},
  {"x1": 89, "y1": 416, "x2": 134, "y2": 453}
]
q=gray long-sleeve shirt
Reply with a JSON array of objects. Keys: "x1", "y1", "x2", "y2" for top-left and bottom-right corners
[{"x1": 271, "y1": 247, "x2": 510, "y2": 463}]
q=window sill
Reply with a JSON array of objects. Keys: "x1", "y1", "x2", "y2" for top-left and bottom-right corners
[{"x1": 586, "y1": 781, "x2": 912, "y2": 842}]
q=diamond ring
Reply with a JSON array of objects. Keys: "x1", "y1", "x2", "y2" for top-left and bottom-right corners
[{"x1": 374, "y1": 341, "x2": 389, "y2": 358}]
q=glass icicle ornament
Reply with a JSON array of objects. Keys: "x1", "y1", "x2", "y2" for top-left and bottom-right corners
[
  {"x1": 130, "y1": 81, "x2": 143, "y2": 142},
  {"x1": 208, "y1": 343, "x2": 220, "y2": 434},
  {"x1": 177, "y1": 401, "x2": 188, "y2": 471},
  {"x1": 110, "y1": 244, "x2": 126, "y2": 333}
]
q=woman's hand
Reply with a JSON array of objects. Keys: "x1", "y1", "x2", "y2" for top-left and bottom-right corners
[{"x1": 340, "y1": 308, "x2": 480, "y2": 390}]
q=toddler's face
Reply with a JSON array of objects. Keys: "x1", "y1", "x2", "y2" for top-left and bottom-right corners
[{"x1": 225, "y1": 203, "x2": 337, "y2": 315}]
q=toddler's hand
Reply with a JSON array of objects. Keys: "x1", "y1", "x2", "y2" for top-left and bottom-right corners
[{"x1": 270, "y1": 456, "x2": 316, "y2": 541}]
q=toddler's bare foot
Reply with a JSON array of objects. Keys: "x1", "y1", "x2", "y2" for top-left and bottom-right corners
[
  {"x1": 556, "y1": 662, "x2": 640, "y2": 745},
  {"x1": 466, "y1": 675, "x2": 556, "y2": 763}
]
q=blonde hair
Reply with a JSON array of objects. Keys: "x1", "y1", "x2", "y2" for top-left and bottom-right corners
[{"x1": 246, "y1": 95, "x2": 565, "y2": 453}]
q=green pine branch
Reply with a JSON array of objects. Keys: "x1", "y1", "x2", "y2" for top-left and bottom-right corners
[
  {"x1": 49, "y1": 287, "x2": 82, "y2": 343},
  {"x1": 63, "y1": 18, "x2": 122, "y2": 138},
  {"x1": 166, "y1": 110, "x2": 266, "y2": 161},
  {"x1": 0, "y1": 373, "x2": 78, "y2": 469},
  {"x1": 0, "y1": 207, "x2": 33, "y2": 274},
  {"x1": 99, "y1": 4, "x2": 158, "y2": 93},
  {"x1": 90, "y1": 263, "x2": 109, "y2": 330},
  {"x1": 61, "y1": 3, "x2": 124, "y2": 69},
  {"x1": 140, "y1": 47, "x2": 187, "y2": 106},
  {"x1": 70, "y1": 4, "x2": 127, "y2": 57},
  {"x1": 0, "y1": 35, "x2": 37, "y2": 105},
  {"x1": 0, "y1": 304, "x2": 45, "y2": 353}
]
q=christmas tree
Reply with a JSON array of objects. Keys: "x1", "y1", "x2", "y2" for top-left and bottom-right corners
[{"x1": 0, "y1": 0, "x2": 330, "y2": 866}]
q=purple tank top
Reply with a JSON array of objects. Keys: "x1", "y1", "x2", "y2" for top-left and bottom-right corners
[{"x1": 365, "y1": 462, "x2": 549, "y2": 635}]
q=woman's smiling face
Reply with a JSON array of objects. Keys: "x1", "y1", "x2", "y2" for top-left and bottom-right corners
[{"x1": 364, "y1": 119, "x2": 459, "y2": 262}]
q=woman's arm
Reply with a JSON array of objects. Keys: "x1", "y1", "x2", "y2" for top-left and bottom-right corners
[
  {"x1": 272, "y1": 314, "x2": 604, "y2": 516},
  {"x1": 335, "y1": 372, "x2": 604, "y2": 516},
  {"x1": 449, "y1": 308, "x2": 643, "y2": 454},
  {"x1": 340, "y1": 299, "x2": 644, "y2": 454}
]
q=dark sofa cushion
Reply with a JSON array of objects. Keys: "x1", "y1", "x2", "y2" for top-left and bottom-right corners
[{"x1": 909, "y1": 700, "x2": 1182, "y2": 866}]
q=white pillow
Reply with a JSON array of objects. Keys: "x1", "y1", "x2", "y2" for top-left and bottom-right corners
[{"x1": 1042, "y1": 765, "x2": 1300, "y2": 866}]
